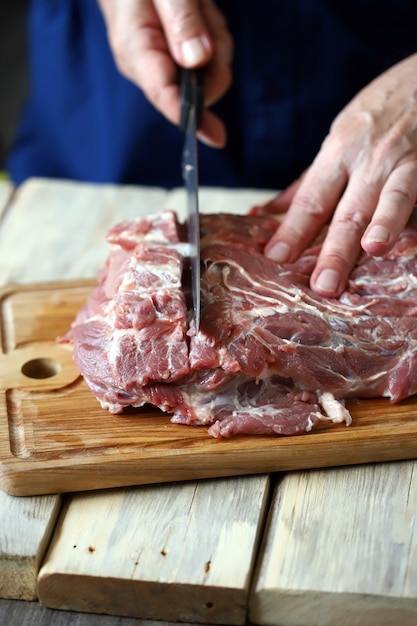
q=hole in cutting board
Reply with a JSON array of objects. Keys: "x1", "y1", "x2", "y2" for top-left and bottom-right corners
[{"x1": 21, "y1": 357, "x2": 61, "y2": 379}]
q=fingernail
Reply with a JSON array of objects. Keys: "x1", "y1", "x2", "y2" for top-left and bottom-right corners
[
  {"x1": 315, "y1": 268, "x2": 340, "y2": 294},
  {"x1": 364, "y1": 225, "x2": 389, "y2": 243},
  {"x1": 267, "y1": 241, "x2": 291, "y2": 263},
  {"x1": 182, "y1": 37, "x2": 207, "y2": 67}
]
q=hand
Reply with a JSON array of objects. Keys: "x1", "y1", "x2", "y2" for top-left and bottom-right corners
[
  {"x1": 263, "y1": 53, "x2": 417, "y2": 297},
  {"x1": 98, "y1": 0, "x2": 233, "y2": 147}
]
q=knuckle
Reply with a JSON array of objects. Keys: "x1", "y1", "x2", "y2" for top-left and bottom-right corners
[
  {"x1": 319, "y1": 253, "x2": 349, "y2": 273},
  {"x1": 110, "y1": 45, "x2": 131, "y2": 79},
  {"x1": 175, "y1": 12, "x2": 195, "y2": 35},
  {"x1": 107, "y1": 28, "x2": 143, "y2": 79},
  {"x1": 293, "y1": 192, "x2": 330, "y2": 221},
  {"x1": 107, "y1": 30, "x2": 127, "y2": 65},
  {"x1": 154, "y1": 83, "x2": 181, "y2": 125},
  {"x1": 320, "y1": 210, "x2": 369, "y2": 261},
  {"x1": 317, "y1": 247, "x2": 357, "y2": 283},
  {"x1": 166, "y1": 4, "x2": 202, "y2": 38},
  {"x1": 279, "y1": 224, "x2": 303, "y2": 243},
  {"x1": 320, "y1": 130, "x2": 349, "y2": 162},
  {"x1": 338, "y1": 209, "x2": 369, "y2": 232},
  {"x1": 384, "y1": 184, "x2": 413, "y2": 204}
]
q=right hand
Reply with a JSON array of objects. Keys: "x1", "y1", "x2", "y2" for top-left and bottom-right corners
[
  {"x1": 262, "y1": 53, "x2": 417, "y2": 298},
  {"x1": 98, "y1": 0, "x2": 234, "y2": 147}
]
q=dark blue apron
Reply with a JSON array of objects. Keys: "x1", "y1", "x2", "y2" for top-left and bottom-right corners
[{"x1": 7, "y1": 0, "x2": 417, "y2": 189}]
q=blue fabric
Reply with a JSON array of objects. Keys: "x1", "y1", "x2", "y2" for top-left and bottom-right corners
[{"x1": 7, "y1": 0, "x2": 417, "y2": 188}]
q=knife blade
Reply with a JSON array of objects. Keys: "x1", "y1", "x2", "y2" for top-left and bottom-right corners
[{"x1": 180, "y1": 68, "x2": 204, "y2": 333}]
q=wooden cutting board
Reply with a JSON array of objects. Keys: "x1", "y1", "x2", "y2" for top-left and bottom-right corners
[{"x1": 1, "y1": 280, "x2": 417, "y2": 497}]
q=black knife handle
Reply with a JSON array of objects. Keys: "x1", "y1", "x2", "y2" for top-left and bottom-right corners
[{"x1": 179, "y1": 67, "x2": 204, "y2": 132}]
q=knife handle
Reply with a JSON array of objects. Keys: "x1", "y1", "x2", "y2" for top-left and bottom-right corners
[{"x1": 179, "y1": 68, "x2": 204, "y2": 132}]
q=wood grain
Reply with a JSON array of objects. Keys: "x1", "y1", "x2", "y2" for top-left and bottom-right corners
[
  {"x1": 0, "y1": 179, "x2": 64, "y2": 602},
  {"x1": 37, "y1": 475, "x2": 270, "y2": 624},
  {"x1": 2, "y1": 280, "x2": 417, "y2": 496},
  {"x1": 2, "y1": 177, "x2": 417, "y2": 625},
  {"x1": 0, "y1": 178, "x2": 276, "y2": 617},
  {"x1": 0, "y1": 179, "x2": 173, "y2": 601},
  {"x1": 0, "y1": 488, "x2": 61, "y2": 600},
  {"x1": 0, "y1": 178, "x2": 169, "y2": 286},
  {"x1": 0, "y1": 177, "x2": 275, "y2": 287},
  {"x1": 250, "y1": 464, "x2": 417, "y2": 626}
]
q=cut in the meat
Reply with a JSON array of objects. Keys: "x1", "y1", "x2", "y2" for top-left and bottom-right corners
[{"x1": 61, "y1": 209, "x2": 417, "y2": 437}]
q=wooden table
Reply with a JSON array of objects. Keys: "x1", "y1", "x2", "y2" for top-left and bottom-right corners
[{"x1": 1, "y1": 177, "x2": 417, "y2": 626}]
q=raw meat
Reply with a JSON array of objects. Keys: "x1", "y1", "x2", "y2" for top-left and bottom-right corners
[{"x1": 62, "y1": 209, "x2": 417, "y2": 438}]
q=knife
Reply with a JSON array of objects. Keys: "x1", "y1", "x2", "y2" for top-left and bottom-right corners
[{"x1": 180, "y1": 68, "x2": 204, "y2": 333}]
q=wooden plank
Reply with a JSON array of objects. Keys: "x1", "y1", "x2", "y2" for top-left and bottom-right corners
[
  {"x1": 0, "y1": 180, "x2": 63, "y2": 601},
  {"x1": 0, "y1": 178, "x2": 273, "y2": 617},
  {"x1": 0, "y1": 177, "x2": 168, "y2": 285},
  {"x1": 0, "y1": 178, "x2": 276, "y2": 286},
  {"x1": 22, "y1": 180, "x2": 273, "y2": 622},
  {"x1": 0, "y1": 178, "x2": 168, "y2": 600},
  {"x1": 0, "y1": 493, "x2": 61, "y2": 600},
  {"x1": 6, "y1": 176, "x2": 417, "y2": 626},
  {"x1": 249, "y1": 463, "x2": 417, "y2": 626},
  {"x1": 37, "y1": 475, "x2": 270, "y2": 624}
]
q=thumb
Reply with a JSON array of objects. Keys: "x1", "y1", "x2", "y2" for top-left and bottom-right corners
[{"x1": 153, "y1": 0, "x2": 213, "y2": 67}]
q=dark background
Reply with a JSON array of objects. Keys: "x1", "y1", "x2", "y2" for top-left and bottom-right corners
[{"x1": 0, "y1": 0, "x2": 29, "y2": 169}]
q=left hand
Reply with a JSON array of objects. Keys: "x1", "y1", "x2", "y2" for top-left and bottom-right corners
[{"x1": 262, "y1": 53, "x2": 417, "y2": 297}]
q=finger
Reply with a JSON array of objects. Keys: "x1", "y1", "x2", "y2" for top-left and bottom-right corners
[
  {"x1": 131, "y1": 48, "x2": 228, "y2": 147},
  {"x1": 361, "y1": 161, "x2": 417, "y2": 256},
  {"x1": 101, "y1": 0, "x2": 180, "y2": 119},
  {"x1": 264, "y1": 150, "x2": 348, "y2": 263},
  {"x1": 197, "y1": 109, "x2": 227, "y2": 147},
  {"x1": 310, "y1": 172, "x2": 383, "y2": 296},
  {"x1": 146, "y1": 0, "x2": 231, "y2": 144},
  {"x1": 155, "y1": 0, "x2": 232, "y2": 108},
  {"x1": 134, "y1": 48, "x2": 180, "y2": 124},
  {"x1": 154, "y1": 0, "x2": 213, "y2": 67}
]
